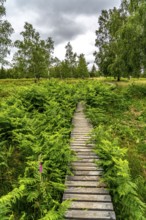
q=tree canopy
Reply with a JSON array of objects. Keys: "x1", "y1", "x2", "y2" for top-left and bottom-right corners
[
  {"x1": 94, "y1": 0, "x2": 146, "y2": 80},
  {"x1": 13, "y1": 22, "x2": 54, "y2": 80},
  {"x1": 0, "y1": 0, "x2": 13, "y2": 67},
  {"x1": 1, "y1": 0, "x2": 146, "y2": 80}
]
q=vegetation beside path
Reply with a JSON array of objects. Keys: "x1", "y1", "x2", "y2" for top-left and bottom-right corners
[{"x1": 0, "y1": 79, "x2": 146, "y2": 219}]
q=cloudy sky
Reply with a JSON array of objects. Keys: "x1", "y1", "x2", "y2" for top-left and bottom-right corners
[{"x1": 5, "y1": 0, "x2": 121, "y2": 66}]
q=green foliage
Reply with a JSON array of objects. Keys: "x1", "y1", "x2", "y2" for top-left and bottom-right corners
[
  {"x1": 90, "y1": 64, "x2": 98, "y2": 77},
  {"x1": 127, "y1": 83, "x2": 146, "y2": 98},
  {"x1": 82, "y1": 82, "x2": 127, "y2": 126},
  {"x1": 84, "y1": 81, "x2": 146, "y2": 219},
  {"x1": 95, "y1": 0, "x2": 146, "y2": 80},
  {"x1": 0, "y1": 80, "x2": 78, "y2": 219},
  {"x1": 76, "y1": 53, "x2": 89, "y2": 78},
  {"x1": 38, "y1": 200, "x2": 70, "y2": 220},
  {"x1": 0, "y1": 0, "x2": 14, "y2": 67},
  {"x1": 92, "y1": 126, "x2": 146, "y2": 220},
  {"x1": 49, "y1": 43, "x2": 89, "y2": 79},
  {"x1": 13, "y1": 22, "x2": 54, "y2": 79},
  {"x1": 1, "y1": 79, "x2": 146, "y2": 219}
]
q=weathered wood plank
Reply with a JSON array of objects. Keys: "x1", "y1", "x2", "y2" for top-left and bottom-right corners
[
  {"x1": 72, "y1": 166, "x2": 97, "y2": 171},
  {"x1": 64, "y1": 210, "x2": 116, "y2": 219},
  {"x1": 71, "y1": 143, "x2": 94, "y2": 146},
  {"x1": 73, "y1": 149, "x2": 92, "y2": 153},
  {"x1": 74, "y1": 131, "x2": 91, "y2": 134},
  {"x1": 71, "y1": 137, "x2": 90, "y2": 139},
  {"x1": 67, "y1": 175, "x2": 100, "y2": 181},
  {"x1": 72, "y1": 164, "x2": 103, "y2": 170},
  {"x1": 71, "y1": 162, "x2": 97, "y2": 167},
  {"x1": 73, "y1": 142, "x2": 89, "y2": 144},
  {"x1": 72, "y1": 170, "x2": 102, "y2": 176},
  {"x1": 71, "y1": 133, "x2": 90, "y2": 135},
  {"x1": 73, "y1": 127, "x2": 91, "y2": 129},
  {"x1": 74, "y1": 158, "x2": 98, "y2": 163},
  {"x1": 76, "y1": 155, "x2": 99, "y2": 159},
  {"x1": 71, "y1": 147, "x2": 94, "y2": 150},
  {"x1": 64, "y1": 187, "x2": 109, "y2": 195},
  {"x1": 66, "y1": 181, "x2": 106, "y2": 188},
  {"x1": 75, "y1": 150, "x2": 94, "y2": 157},
  {"x1": 68, "y1": 201, "x2": 114, "y2": 210},
  {"x1": 63, "y1": 194, "x2": 111, "y2": 202},
  {"x1": 75, "y1": 152, "x2": 96, "y2": 156},
  {"x1": 71, "y1": 148, "x2": 93, "y2": 151},
  {"x1": 71, "y1": 133, "x2": 90, "y2": 137},
  {"x1": 66, "y1": 181, "x2": 99, "y2": 187}
]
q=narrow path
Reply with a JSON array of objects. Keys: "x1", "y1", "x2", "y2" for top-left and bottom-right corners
[{"x1": 63, "y1": 102, "x2": 116, "y2": 220}]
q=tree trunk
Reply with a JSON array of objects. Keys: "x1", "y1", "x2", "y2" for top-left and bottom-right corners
[{"x1": 117, "y1": 74, "x2": 121, "y2": 81}]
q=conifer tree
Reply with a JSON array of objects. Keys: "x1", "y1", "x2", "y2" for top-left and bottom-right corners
[
  {"x1": 65, "y1": 42, "x2": 77, "y2": 77},
  {"x1": 77, "y1": 53, "x2": 89, "y2": 78},
  {"x1": 90, "y1": 64, "x2": 97, "y2": 77}
]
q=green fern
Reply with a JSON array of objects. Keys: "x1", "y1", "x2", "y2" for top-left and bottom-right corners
[{"x1": 92, "y1": 126, "x2": 146, "y2": 220}]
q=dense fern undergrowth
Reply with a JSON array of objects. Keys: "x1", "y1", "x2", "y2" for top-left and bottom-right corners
[
  {"x1": 84, "y1": 82, "x2": 146, "y2": 219},
  {"x1": 0, "y1": 80, "x2": 78, "y2": 220},
  {"x1": 0, "y1": 79, "x2": 146, "y2": 219}
]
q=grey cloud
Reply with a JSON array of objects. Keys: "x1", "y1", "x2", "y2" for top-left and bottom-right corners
[
  {"x1": 36, "y1": 13, "x2": 86, "y2": 44},
  {"x1": 52, "y1": 18, "x2": 85, "y2": 44},
  {"x1": 13, "y1": 0, "x2": 120, "y2": 16},
  {"x1": 10, "y1": 0, "x2": 120, "y2": 44}
]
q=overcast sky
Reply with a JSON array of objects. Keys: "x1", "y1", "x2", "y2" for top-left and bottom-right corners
[{"x1": 5, "y1": 0, "x2": 121, "y2": 66}]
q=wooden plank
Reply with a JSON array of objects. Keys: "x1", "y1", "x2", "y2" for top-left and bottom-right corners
[
  {"x1": 63, "y1": 194, "x2": 111, "y2": 202},
  {"x1": 74, "y1": 158, "x2": 98, "y2": 163},
  {"x1": 71, "y1": 133, "x2": 90, "y2": 135},
  {"x1": 73, "y1": 140, "x2": 90, "y2": 142},
  {"x1": 71, "y1": 149, "x2": 94, "y2": 152},
  {"x1": 73, "y1": 142, "x2": 88, "y2": 144},
  {"x1": 71, "y1": 148, "x2": 93, "y2": 152},
  {"x1": 72, "y1": 170, "x2": 102, "y2": 176},
  {"x1": 71, "y1": 162, "x2": 97, "y2": 167},
  {"x1": 68, "y1": 201, "x2": 114, "y2": 210},
  {"x1": 72, "y1": 140, "x2": 90, "y2": 142},
  {"x1": 75, "y1": 152, "x2": 96, "y2": 156},
  {"x1": 64, "y1": 187, "x2": 109, "y2": 195},
  {"x1": 66, "y1": 181, "x2": 105, "y2": 187},
  {"x1": 73, "y1": 147, "x2": 92, "y2": 149},
  {"x1": 73, "y1": 138, "x2": 89, "y2": 140},
  {"x1": 72, "y1": 138, "x2": 90, "y2": 141},
  {"x1": 72, "y1": 138, "x2": 90, "y2": 140},
  {"x1": 72, "y1": 145, "x2": 95, "y2": 149},
  {"x1": 66, "y1": 181, "x2": 99, "y2": 187},
  {"x1": 64, "y1": 210, "x2": 116, "y2": 219},
  {"x1": 71, "y1": 165, "x2": 103, "y2": 171},
  {"x1": 74, "y1": 131, "x2": 92, "y2": 134},
  {"x1": 71, "y1": 143, "x2": 93, "y2": 146},
  {"x1": 72, "y1": 124, "x2": 89, "y2": 126},
  {"x1": 72, "y1": 166, "x2": 97, "y2": 171},
  {"x1": 67, "y1": 175, "x2": 100, "y2": 181},
  {"x1": 71, "y1": 147, "x2": 91, "y2": 149},
  {"x1": 71, "y1": 147, "x2": 94, "y2": 150},
  {"x1": 76, "y1": 155, "x2": 99, "y2": 159},
  {"x1": 73, "y1": 127, "x2": 91, "y2": 129},
  {"x1": 71, "y1": 131, "x2": 90, "y2": 137}
]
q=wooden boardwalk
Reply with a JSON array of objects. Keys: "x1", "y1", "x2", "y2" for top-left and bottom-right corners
[{"x1": 63, "y1": 103, "x2": 116, "y2": 220}]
